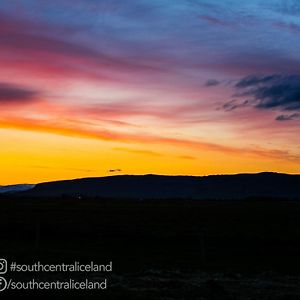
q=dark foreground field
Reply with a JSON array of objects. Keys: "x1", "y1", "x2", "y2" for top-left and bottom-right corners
[{"x1": 1, "y1": 196, "x2": 300, "y2": 299}]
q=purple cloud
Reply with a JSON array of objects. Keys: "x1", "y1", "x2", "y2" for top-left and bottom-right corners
[{"x1": 0, "y1": 82, "x2": 38, "y2": 103}]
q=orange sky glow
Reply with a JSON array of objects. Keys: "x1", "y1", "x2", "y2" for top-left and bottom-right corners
[{"x1": 1, "y1": 1, "x2": 300, "y2": 184}]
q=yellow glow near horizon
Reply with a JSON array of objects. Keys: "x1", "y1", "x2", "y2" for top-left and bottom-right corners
[{"x1": 1, "y1": 128, "x2": 300, "y2": 185}]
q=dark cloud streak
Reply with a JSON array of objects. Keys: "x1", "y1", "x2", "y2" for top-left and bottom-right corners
[
  {"x1": 109, "y1": 169, "x2": 122, "y2": 173},
  {"x1": 205, "y1": 79, "x2": 220, "y2": 87},
  {"x1": 0, "y1": 83, "x2": 38, "y2": 103},
  {"x1": 276, "y1": 113, "x2": 300, "y2": 121},
  {"x1": 223, "y1": 75, "x2": 300, "y2": 120}
]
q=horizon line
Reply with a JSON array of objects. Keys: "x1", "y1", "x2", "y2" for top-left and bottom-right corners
[{"x1": 2, "y1": 171, "x2": 300, "y2": 186}]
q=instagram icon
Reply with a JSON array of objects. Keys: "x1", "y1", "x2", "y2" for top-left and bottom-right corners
[{"x1": 0, "y1": 260, "x2": 7, "y2": 275}]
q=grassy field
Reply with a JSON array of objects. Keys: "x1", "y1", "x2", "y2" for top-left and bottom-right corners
[{"x1": 1, "y1": 196, "x2": 300, "y2": 299}]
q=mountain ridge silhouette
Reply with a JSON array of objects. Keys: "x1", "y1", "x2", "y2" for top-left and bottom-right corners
[{"x1": 21, "y1": 172, "x2": 300, "y2": 199}]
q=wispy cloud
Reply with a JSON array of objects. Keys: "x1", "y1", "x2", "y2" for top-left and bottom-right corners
[
  {"x1": 0, "y1": 115, "x2": 299, "y2": 163},
  {"x1": 0, "y1": 82, "x2": 38, "y2": 104},
  {"x1": 199, "y1": 15, "x2": 234, "y2": 27},
  {"x1": 177, "y1": 155, "x2": 196, "y2": 160},
  {"x1": 114, "y1": 147, "x2": 163, "y2": 157},
  {"x1": 276, "y1": 113, "x2": 300, "y2": 121},
  {"x1": 31, "y1": 165, "x2": 95, "y2": 173},
  {"x1": 109, "y1": 169, "x2": 122, "y2": 173},
  {"x1": 204, "y1": 79, "x2": 220, "y2": 87}
]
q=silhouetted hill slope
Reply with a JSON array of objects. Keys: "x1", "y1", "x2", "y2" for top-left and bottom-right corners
[
  {"x1": 23, "y1": 172, "x2": 300, "y2": 199},
  {"x1": 0, "y1": 184, "x2": 35, "y2": 193}
]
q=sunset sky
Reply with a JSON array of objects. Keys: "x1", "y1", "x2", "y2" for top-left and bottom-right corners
[{"x1": 1, "y1": 0, "x2": 300, "y2": 184}]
